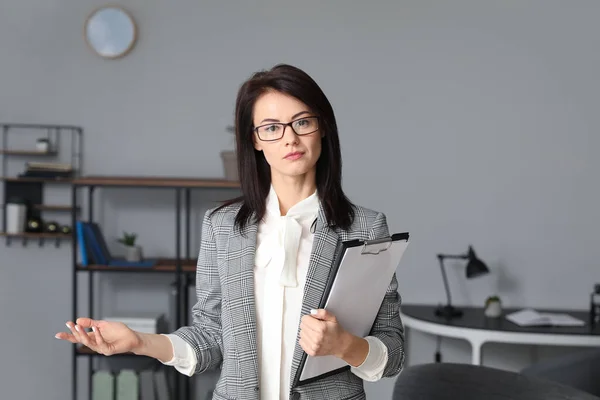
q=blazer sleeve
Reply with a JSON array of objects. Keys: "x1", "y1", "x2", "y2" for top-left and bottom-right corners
[
  {"x1": 366, "y1": 212, "x2": 406, "y2": 378},
  {"x1": 171, "y1": 209, "x2": 223, "y2": 374}
]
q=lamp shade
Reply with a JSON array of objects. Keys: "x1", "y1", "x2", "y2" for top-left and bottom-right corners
[{"x1": 465, "y1": 246, "x2": 489, "y2": 278}]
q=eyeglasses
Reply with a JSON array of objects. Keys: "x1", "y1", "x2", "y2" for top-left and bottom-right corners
[{"x1": 254, "y1": 116, "x2": 320, "y2": 142}]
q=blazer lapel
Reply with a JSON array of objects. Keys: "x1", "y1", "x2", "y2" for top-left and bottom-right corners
[
  {"x1": 289, "y1": 204, "x2": 340, "y2": 387},
  {"x1": 225, "y1": 215, "x2": 260, "y2": 384}
]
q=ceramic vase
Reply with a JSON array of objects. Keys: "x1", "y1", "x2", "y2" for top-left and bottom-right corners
[
  {"x1": 124, "y1": 245, "x2": 142, "y2": 262},
  {"x1": 485, "y1": 300, "x2": 502, "y2": 318}
]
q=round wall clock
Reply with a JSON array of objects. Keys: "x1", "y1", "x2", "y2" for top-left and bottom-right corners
[{"x1": 84, "y1": 6, "x2": 137, "y2": 59}]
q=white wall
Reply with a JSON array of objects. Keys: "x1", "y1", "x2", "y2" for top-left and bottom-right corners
[{"x1": 1, "y1": 1, "x2": 599, "y2": 399}]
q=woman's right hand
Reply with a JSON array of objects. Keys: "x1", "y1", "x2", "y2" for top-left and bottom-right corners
[{"x1": 55, "y1": 318, "x2": 142, "y2": 356}]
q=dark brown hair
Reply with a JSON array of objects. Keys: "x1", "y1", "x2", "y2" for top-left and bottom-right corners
[{"x1": 214, "y1": 64, "x2": 355, "y2": 231}]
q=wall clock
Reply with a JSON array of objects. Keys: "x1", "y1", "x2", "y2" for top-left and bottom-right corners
[{"x1": 85, "y1": 6, "x2": 137, "y2": 59}]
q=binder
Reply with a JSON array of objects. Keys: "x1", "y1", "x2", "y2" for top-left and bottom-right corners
[
  {"x1": 91, "y1": 370, "x2": 114, "y2": 400},
  {"x1": 116, "y1": 369, "x2": 139, "y2": 400},
  {"x1": 139, "y1": 370, "x2": 156, "y2": 400},
  {"x1": 293, "y1": 232, "x2": 410, "y2": 387}
]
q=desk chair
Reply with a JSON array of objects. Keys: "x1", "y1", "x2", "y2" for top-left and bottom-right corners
[
  {"x1": 521, "y1": 349, "x2": 600, "y2": 397},
  {"x1": 392, "y1": 363, "x2": 600, "y2": 400}
]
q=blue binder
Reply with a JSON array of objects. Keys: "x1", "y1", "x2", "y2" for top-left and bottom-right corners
[{"x1": 79, "y1": 221, "x2": 156, "y2": 267}]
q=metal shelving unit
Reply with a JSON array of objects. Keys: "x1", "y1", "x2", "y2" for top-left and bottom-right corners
[
  {"x1": 70, "y1": 175, "x2": 239, "y2": 400},
  {"x1": 0, "y1": 123, "x2": 83, "y2": 246}
]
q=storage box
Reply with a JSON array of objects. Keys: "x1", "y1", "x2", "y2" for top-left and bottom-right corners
[{"x1": 103, "y1": 312, "x2": 167, "y2": 334}]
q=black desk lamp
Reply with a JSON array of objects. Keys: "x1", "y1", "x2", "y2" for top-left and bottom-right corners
[{"x1": 435, "y1": 245, "x2": 489, "y2": 319}]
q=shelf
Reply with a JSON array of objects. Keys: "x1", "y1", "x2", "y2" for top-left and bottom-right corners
[
  {"x1": 0, "y1": 176, "x2": 73, "y2": 184},
  {"x1": 77, "y1": 258, "x2": 196, "y2": 273},
  {"x1": 1, "y1": 175, "x2": 239, "y2": 187},
  {"x1": 76, "y1": 345, "x2": 135, "y2": 357},
  {"x1": 0, "y1": 232, "x2": 71, "y2": 239},
  {"x1": 34, "y1": 204, "x2": 79, "y2": 212},
  {"x1": 0, "y1": 149, "x2": 58, "y2": 156},
  {"x1": 72, "y1": 175, "x2": 240, "y2": 188},
  {"x1": 0, "y1": 122, "x2": 81, "y2": 130},
  {"x1": 1, "y1": 231, "x2": 71, "y2": 247},
  {"x1": 0, "y1": 204, "x2": 79, "y2": 212}
]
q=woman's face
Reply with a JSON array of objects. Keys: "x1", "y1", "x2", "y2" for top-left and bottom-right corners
[{"x1": 252, "y1": 90, "x2": 322, "y2": 181}]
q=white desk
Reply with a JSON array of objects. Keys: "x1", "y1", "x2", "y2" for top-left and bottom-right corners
[{"x1": 400, "y1": 304, "x2": 600, "y2": 365}]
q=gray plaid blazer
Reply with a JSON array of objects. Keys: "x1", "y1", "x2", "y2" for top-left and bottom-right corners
[{"x1": 173, "y1": 201, "x2": 405, "y2": 400}]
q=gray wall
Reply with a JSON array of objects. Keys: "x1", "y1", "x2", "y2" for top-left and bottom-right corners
[{"x1": 1, "y1": 1, "x2": 599, "y2": 399}]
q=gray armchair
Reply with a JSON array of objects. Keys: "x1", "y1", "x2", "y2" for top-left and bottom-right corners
[{"x1": 393, "y1": 362, "x2": 600, "y2": 400}]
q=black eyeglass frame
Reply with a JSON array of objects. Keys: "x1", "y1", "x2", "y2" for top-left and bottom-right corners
[{"x1": 253, "y1": 116, "x2": 320, "y2": 142}]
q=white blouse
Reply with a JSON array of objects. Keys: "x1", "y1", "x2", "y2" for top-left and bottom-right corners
[{"x1": 162, "y1": 186, "x2": 387, "y2": 399}]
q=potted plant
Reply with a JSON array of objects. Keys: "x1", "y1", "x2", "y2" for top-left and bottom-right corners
[
  {"x1": 36, "y1": 138, "x2": 51, "y2": 152},
  {"x1": 220, "y1": 125, "x2": 238, "y2": 181},
  {"x1": 484, "y1": 295, "x2": 502, "y2": 318},
  {"x1": 118, "y1": 231, "x2": 142, "y2": 262}
]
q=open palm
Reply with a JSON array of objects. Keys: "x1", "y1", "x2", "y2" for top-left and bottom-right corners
[{"x1": 55, "y1": 317, "x2": 141, "y2": 356}]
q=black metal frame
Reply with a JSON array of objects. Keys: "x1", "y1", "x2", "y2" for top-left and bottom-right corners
[
  {"x1": 0, "y1": 123, "x2": 83, "y2": 179},
  {"x1": 70, "y1": 181, "x2": 233, "y2": 400},
  {"x1": 1, "y1": 123, "x2": 83, "y2": 247}
]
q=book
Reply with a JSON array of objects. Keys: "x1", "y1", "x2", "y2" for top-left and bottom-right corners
[
  {"x1": 92, "y1": 371, "x2": 114, "y2": 400},
  {"x1": 139, "y1": 370, "x2": 156, "y2": 400},
  {"x1": 26, "y1": 161, "x2": 73, "y2": 171},
  {"x1": 506, "y1": 309, "x2": 585, "y2": 327},
  {"x1": 103, "y1": 312, "x2": 167, "y2": 334},
  {"x1": 76, "y1": 220, "x2": 156, "y2": 267},
  {"x1": 154, "y1": 369, "x2": 170, "y2": 400},
  {"x1": 116, "y1": 370, "x2": 138, "y2": 400}
]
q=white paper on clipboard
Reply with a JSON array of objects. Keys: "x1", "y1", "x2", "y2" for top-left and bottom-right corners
[{"x1": 297, "y1": 233, "x2": 409, "y2": 384}]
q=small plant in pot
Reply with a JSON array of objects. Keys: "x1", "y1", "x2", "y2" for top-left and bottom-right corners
[
  {"x1": 36, "y1": 138, "x2": 51, "y2": 152},
  {"x1": 118, "y1": 231, "x2": 142, "y2": 262},
  {"x1": 484, "y1": 295, "x2": 503, "y2": 318}
]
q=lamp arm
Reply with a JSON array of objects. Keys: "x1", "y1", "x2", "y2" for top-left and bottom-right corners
[{"x1": 438, "y1": 255, "x2": 453, "y2": 307}]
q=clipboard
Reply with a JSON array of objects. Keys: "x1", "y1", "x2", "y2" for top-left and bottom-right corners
[{"x1": 293, "y1": 232, "x2": 410, "y2": 387}]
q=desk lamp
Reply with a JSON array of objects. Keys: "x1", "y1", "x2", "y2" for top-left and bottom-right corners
[{"x1": 435, "y1": 245, "x2": 489, "y2": 319}]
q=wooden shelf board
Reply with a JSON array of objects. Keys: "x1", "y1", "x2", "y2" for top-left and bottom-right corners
[
  {"x1": 76, "y1": 345, "x2": 134, "y2": 357},
  {"x1": 77, "y1": 258, "x2": 196, "y2": 273},
  {"x1": 0, "y1": 123, "x2": 81, "y2": 130},
  {"x1": 0, "y1": 232, "x2": 71, "y2": 239},
  {"x1": 0, "y1": 204, "x2": 78, "y2": 212},
  {"x1": 1, "y1": 175, "x2": 239, "y2": 187},
  {"x1": 0, "y1": 149, "x2": 57, "y2": 156},
  {"x1": 0, "y1": 176, "x2": 73, "y2": 184},
  {"x1": 34, "y1": 204, "x2": 79, "y2": 212},
  {"x1": 72, "y1": 175, "x2": 240, "y2": 188}
]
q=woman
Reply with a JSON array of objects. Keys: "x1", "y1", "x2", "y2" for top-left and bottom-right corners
[{"x1": 56, "y1": 64, "x2": 405, "y2": 400}]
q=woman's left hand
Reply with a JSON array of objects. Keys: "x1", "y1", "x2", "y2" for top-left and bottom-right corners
[{"x1": 299, "y1": 309, "x2": 348, "y2": 358}]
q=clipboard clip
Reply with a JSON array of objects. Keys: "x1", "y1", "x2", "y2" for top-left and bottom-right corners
[{"x1": 360, "y1": 237, "x2": 392, "y2": 255}]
